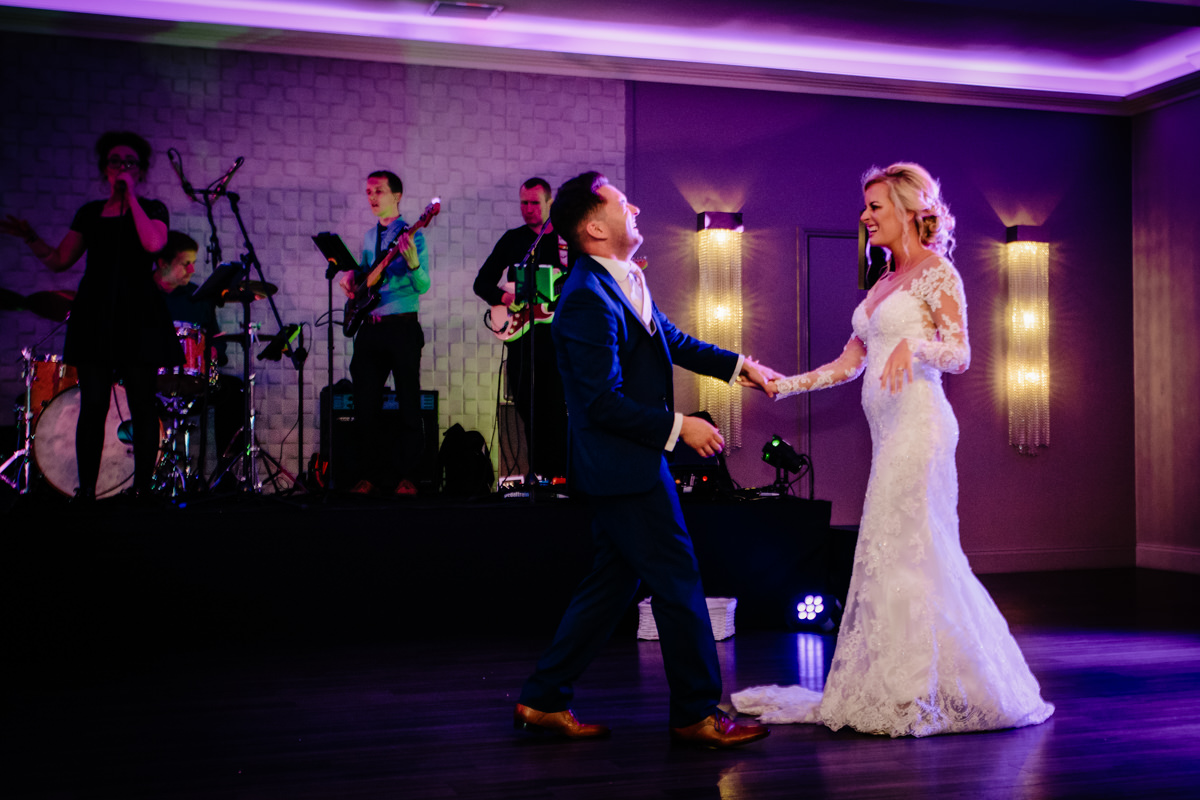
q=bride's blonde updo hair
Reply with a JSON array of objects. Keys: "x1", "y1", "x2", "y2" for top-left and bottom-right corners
[{"x1": 861, "y1": 162, "x2": 956, "y2": 259}]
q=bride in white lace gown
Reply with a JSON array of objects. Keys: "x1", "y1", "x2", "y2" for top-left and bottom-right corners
[{"x1": 733, "y1": 163, "x2": 1053, "y2": 737}]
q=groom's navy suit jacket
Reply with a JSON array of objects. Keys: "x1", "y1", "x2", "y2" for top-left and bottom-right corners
[{"x1": 551, "y1": 255, "x2": 740, "y2": 495}]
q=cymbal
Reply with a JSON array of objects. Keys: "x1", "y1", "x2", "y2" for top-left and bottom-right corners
[
  {"x1": 220, "y1": 281, "x2": 277, "y2": 305},
  {"x1": 25, "y1": 290, "x2": 75, "y2": 322}
]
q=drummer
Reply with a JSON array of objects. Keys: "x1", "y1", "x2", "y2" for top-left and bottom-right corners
[
  {"x1": 2, "y1": 130, "x2": 183, "y2": 502},
  {"x1": 152, "y1": 230, "x2": 245, "y2": 459},
  {"x1": 153, "y1": 231, "x2": 227, "y2": 366}
]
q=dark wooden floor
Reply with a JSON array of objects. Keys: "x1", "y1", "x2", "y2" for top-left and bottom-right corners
[{"x1": 3, "y1": 496, "x2": 1199, "y2": 798}]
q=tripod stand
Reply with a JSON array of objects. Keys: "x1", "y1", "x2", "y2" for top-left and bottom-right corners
[
  {"x1": 0, "y1": 321, "x2": 68, "y2": 494},
  {"x1": 204, "y1": 314, "x2": 292, "y2": 491}
]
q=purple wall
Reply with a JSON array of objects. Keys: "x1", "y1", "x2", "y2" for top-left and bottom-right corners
[
  {"x1": 628, "y1": 82, "x2": 1136, "y2": 571},
  {"x1": 1133, "y1": 93, "x2": 1200, "y2": 574}
]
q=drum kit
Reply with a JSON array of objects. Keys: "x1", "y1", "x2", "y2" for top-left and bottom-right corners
[{"x1": 1, "y1": 280, "x2": 283, "y2": 499}]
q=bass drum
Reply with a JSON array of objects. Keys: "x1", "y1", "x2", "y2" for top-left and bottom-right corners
[{"x1": 33, "y1": 385, "x2": 163, "y2": 499}]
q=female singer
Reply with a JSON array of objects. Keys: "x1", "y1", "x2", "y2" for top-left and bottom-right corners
[{"x1": 2, "y1": 131, "x2": 182, "y2": 500}]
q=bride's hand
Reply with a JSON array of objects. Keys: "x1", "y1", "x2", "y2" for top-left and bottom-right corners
[{"x1": 881, "y1": 339, "x2": 913, "y2": 394}]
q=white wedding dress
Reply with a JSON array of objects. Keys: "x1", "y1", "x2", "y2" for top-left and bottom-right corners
[{"x1": 733, "y1": 255, "x2": 1054, "y2": 737}]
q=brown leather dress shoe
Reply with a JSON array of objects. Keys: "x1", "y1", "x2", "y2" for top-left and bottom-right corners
[
  {"x1": 670, "y1": 709, "x2": 770, "y2": 749},
  {"x1": 513, "y1": 703, "x2": 610, "y2": 739}
]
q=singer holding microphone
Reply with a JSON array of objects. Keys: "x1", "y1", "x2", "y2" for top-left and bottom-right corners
[{"x1": 1, "y1": 130, "x2": 183, "y2": 502}]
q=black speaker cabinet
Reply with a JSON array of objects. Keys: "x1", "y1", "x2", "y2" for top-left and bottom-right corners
[{"x1": 320, "y1": 381, "x2": 439, "y2": 491}]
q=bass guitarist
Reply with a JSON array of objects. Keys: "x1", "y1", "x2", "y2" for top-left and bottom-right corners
[
  {"x1": 473, "y1": 177, "x2": 569, "y2": 482},
  {"x1": 339, "y1": 169, "x2": 430, "y2": 496}
]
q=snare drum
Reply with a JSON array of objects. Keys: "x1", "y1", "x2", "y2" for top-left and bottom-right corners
[
  {"x1": 32, "y1": 384, "x2": 164, "y2": 499},
  {"x1": 27, "y1": 355, "x2": 79, "y2": 429},
  {"x1": 158, "y1": 322, "x2": 208, "y2": 395}
]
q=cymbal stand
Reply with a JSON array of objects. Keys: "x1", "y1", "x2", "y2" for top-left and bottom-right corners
[
  {"x1": 1, "y1": 322, "x2": 66, "y2": 493},
  {"x1": 207, "y1": 321, "x2": 294, "y2": 493},
  {"x1": 0, "y1": 348, "x2": 37, "y2": 493},
  {"x1": 209, "y1": 201, "x2": 302, "y2": 493},
  {"x1": 225, "y1": 193, "x2": 307, "y2": 490}
]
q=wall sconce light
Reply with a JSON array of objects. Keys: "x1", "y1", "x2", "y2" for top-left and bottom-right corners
[
  {"x1": 697, "y1": 211, "x2": 743, "y2": 449},
  {"x1": 1005, "y1": 225, "x2": 1050, "y2": 455}
]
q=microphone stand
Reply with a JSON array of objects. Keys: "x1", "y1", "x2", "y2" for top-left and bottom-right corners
[
  {"x1": 172, "y1": 149, "x2": 226, "y2": 489},
  {"x1": 324, "y1": 259, "x2": 340, "y2": 492},
  {"x1": 168, "y1": 154, "x2": 306, "y2": 494},
  {"x1": 508, "y1": 220, "x2": 551, "y2": 501}
]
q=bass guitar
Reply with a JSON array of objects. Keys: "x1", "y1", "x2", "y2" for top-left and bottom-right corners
[{"x1": 343, "y1": 198, "x2": 441, "y2": 337}]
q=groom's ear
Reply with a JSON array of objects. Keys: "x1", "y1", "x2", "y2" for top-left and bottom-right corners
[{"x1": 584, "y1": 216, "x2": 607, "y2": 243}]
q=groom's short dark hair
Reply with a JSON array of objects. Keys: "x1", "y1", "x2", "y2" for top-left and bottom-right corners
[{"x1": 550, "y1": 171, "x2": 609, "y2": 252}]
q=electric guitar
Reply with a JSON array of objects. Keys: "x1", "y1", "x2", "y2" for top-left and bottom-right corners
[
  {"x1": 342, "y1": 198, "x2": 441, "y2": 337},
  {"x1": 487, "y1": 299, "x2": 555, "y2": 342},
  {"x1": 486, "y1": 256, "x2": 645, "y2": 342}
]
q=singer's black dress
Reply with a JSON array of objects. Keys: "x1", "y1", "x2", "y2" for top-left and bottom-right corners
[
  {"x1": 56, "y1": 197, "x2": 183, "y2": 497},
  {"x1": 64, "y1": 198, "x2": 182, "y2": 367}
]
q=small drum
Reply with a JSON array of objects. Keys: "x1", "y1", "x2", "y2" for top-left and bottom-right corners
[
  {"x1": 33, "y1": 384, "x2": 164, "y2": 499},
  {"x1": 27, "y1": 355, "x2": 79, "y2": 429},
  {"x1": 158, "y1": 322, "x2": 209, "y2": 395}
]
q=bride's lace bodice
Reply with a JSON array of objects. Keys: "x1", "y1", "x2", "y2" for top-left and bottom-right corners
[
  {"x1": 735, "y1": 255, "x2": 1053, "y2": 737},
  {"x1": 773, "y1": 255, "x2": 970, "y2": 399}
]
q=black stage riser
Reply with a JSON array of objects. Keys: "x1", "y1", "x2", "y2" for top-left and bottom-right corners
[{"x1": 4, "y1": 496, "x2": 847, "y2": 656}]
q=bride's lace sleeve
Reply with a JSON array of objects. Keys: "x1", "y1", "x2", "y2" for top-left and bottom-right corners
[
  {"x1": 908, "y1": 258, "x2": 970, "y2": 375},
  {"x1": 774, "y1": 334, "x2": 867, "y2": 399}
]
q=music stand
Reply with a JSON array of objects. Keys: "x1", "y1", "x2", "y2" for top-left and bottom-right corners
[
  {"x1": 313, "y1": 232, "x2": 358, "y2": 278},
  {"x1": 258, "y1": 324, "x2": 301, "y2": 362},
  {"x1": 191, "y1": 261, "x2": 244, "y2": 303},
  {"x1": 312, "y1": 232, "x2": 359, "y2": 491}
]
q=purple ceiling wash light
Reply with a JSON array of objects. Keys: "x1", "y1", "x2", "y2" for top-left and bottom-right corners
[{"x1": 6, "y1": 1, "x2": 1198, "y2": 98}]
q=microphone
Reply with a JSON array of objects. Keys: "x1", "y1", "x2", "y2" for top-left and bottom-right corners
[
  {"x1": 167, "y1": 148, "x2": 197, "y2": 202},
  {"x1": 211, "y1": 156, "x2": 244, "y2": 195}
]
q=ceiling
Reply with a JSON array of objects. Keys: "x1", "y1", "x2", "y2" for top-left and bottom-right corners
[{"x1": 2, "y1": 0, "x2": 1199, "y2": 113}]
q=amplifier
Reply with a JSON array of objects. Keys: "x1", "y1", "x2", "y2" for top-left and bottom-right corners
[{"x1": 320, "y1": 383, "x2": 439, "y2": 490}]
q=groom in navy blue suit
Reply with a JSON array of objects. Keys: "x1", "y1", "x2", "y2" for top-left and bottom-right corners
[{"x1": 514, "y1": 172, "x2": 781, "y2": 749}]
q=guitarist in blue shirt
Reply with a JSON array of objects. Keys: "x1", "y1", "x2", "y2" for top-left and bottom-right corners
[{"x1": 338, "y1": 170, "x2": 430, "y2": 496}]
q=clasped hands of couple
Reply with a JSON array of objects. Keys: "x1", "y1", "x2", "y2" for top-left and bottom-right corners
[
  {"x1": 678, "y1": 356, "x2": 780, "y2": 459},
  {"x1": 681, "y1": 345, "x2": 918, "y2": 459}
]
